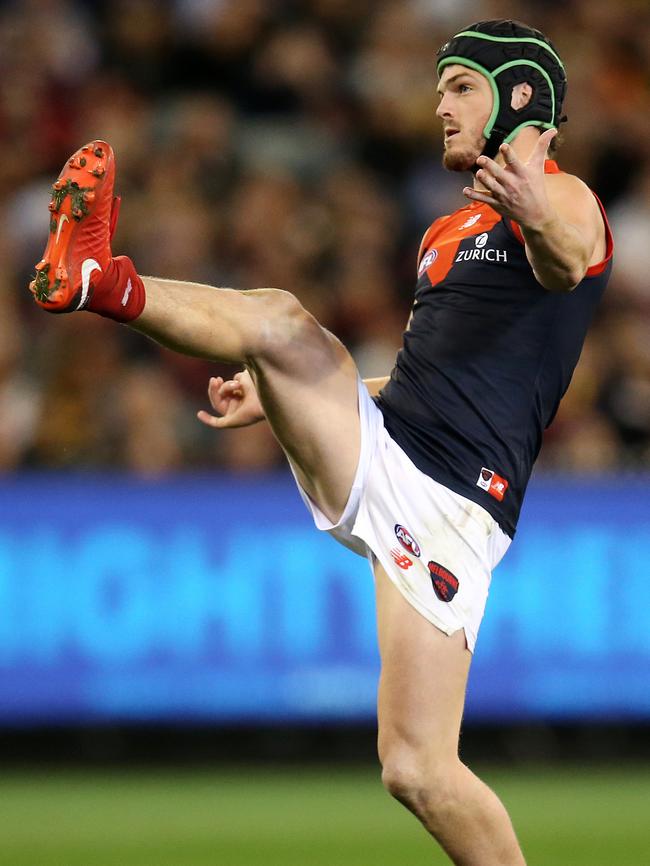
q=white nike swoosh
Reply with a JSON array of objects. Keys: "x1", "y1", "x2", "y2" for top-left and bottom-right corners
[
  {"x1": 79, "y1": 258, "x2": 102, "y2": 310},
  {"x1": 121, "y1": 278, "x2": 132, "y2": 307},
  {"x1": 55, "y1": 213, "x2": 69, "y2": 244}
]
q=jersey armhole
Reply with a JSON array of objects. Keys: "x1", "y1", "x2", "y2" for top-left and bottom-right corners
[
  {"x1": 507, "y1": 193, "x2": 614, "y2": 277},
  {"x1": 506, "y1": 219, "x2": 525, "y2": 245},
  {"x1": 585, "y1": 193, "x2": 614, "y2": 277}
]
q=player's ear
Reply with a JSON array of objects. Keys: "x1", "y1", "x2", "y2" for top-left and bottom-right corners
[{"x1": 511, "y1": 82, "x2": 533, "y2": 111}]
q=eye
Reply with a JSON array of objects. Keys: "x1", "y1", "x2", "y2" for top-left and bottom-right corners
[{"x1": 458, "y1": 83, "x2": 472, "y2": 94}]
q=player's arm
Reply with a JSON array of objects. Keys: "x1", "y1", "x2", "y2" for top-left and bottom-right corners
[
  {"x1": 463, "y1": 129, "x2": 604, "y2": 292},
  {"x1": 517, "y1": 175, "x2": 603, "y2": 292}
]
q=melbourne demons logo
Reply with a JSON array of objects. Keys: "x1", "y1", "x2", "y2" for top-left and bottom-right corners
[
  {"x1": 428, "y1": 561, "x2": 460, "y2": 602},
  {"x1": 418, "y1": 248, "x2": 438, "y2": 276},
  {"x1": 394, "y1": 524, "x2": 421, "y2": 557}
]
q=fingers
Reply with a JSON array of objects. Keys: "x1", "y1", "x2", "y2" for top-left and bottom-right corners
[
  {"x1": 197, "y1": 409, "x2": 226, "y2": 428},
  {"x1": 207, "y1": 375, "x2": 243, "y2": 408},
  {"x1": 477, "y1": 154, "x2": 513, "y2": 185},
  {"x1": 471, "y1": 154, "x2": 513, "y2": 206},
  {"x1": 475, "y1": 165, "x2": 508, "y2": 199},
  {"x1": 462, "y1": 187, "x2": 504, "y2": 212},
  {"x1": 527, "y1": 128, "x2": 557, "y2": 167},
  {"x1": 221, "y1": 380, "x2": 244, "y2": 397},
  {"x1": 538, "y1": 127, "x2": 557, "y2": 148},
  {"x1": 210, "y1": 374, "x2": 245, "y2": 394}
]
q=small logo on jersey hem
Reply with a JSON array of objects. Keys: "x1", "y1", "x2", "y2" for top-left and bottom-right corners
[
  {"x1": 394, "y1": 524, "x2": 421, "y2": 557},
  {"x1": 476, "y1": 467, "x2": 509, "y2": 502},
  {"x1": 428, "y1": 561, "x2": 459, "y2": 602},
  {"x1": 458, "y1": 213, "x2": 482, "y2": 230},
  {"x1": 390, "y1": 547, "x2": 413, "y2": 570},
  {"x1": 418, "y1": 249, "x2": 438, "y2": 276}
]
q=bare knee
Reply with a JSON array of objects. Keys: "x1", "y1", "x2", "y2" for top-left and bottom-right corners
[
  {"x1": 243, "y1": 288, "x2": 326, "y2": 363},
  {"x1": 381, "y1": 755, "x2": 431, "y2": 817},
  {"x1": 381, "y1": 745, "x2": 462, "y2": 824}
]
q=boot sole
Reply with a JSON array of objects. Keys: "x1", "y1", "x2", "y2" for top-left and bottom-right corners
[{"x1": 30, "y1": 141, "x2": 111, "y2": 312}]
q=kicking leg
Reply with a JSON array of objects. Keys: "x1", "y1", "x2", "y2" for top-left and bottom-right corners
[
  {"x1": 375, "y1": 563, "x2": 526, "y2": 866},
  {"x1": 29, "y1": 141, "x2": 362, "y2": 523},
  {"x1": 135, "y1": 275, "x2": 361, "y2": 521}
]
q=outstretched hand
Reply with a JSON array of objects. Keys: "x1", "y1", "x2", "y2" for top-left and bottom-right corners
[
  {"x1": 463, "y1": 128, "x2": 557, "y2": 230},
  {"x1": 197, "y1": 369, "x2": 266, "y2": 429}
]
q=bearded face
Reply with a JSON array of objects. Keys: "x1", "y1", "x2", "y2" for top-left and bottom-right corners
[{"x1": 436, "y1": 65, "x2": 492, "y2": 172}]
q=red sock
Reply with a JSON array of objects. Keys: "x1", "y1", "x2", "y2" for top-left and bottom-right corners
[{"x1": 86, "y1": 256, "x2": 146, "y2": 323}]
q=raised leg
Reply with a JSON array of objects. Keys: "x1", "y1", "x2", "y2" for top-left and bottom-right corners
[
  {"x1": 135, "y1": 276, "x2": 361, "y2": 522},
  {"x1": 28, "y1": 142, "x2": 362, "y2": 523},
  {"x1": 375, "y1": 563, "x2": 526, "y2": 866}
]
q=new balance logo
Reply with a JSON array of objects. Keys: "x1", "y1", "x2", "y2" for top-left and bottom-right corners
[
  {"x1": 458, "y1": 213, "x2": 482, "y2": 230},
  {"x1": 390, "y1": 547, "x2": 413, "y2": 570}
]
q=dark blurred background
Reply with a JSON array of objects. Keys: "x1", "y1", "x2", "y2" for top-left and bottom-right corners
[{"x1": 2, "y1": 0, "x2": 650, "y2": 477}]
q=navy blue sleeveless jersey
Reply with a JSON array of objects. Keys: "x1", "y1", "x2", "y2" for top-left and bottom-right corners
[{"x1": 375, "y1": 161, "x2": 613, "y2": 538}]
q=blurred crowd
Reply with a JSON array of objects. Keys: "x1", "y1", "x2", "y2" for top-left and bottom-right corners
[{"x1": 1, "y1": 0, "x2": 650, "y2": 476}]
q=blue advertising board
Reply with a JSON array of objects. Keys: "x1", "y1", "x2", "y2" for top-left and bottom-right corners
[{"x1": 1, "y1": 472, "x2": 649, "y2": 724}]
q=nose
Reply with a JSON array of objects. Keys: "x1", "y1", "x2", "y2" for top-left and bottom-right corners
[{"x1": 436, "y1": 91, "x2": 453, "y2": 120}]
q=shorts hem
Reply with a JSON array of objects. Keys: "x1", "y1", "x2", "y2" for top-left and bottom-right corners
[{"x1": 361, "y1": 536, "x2": 478, "y2": 653}]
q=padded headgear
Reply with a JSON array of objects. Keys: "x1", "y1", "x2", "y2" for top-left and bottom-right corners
[{"x1": 437, "y1": 19, "x2": 567, "y2": 160}]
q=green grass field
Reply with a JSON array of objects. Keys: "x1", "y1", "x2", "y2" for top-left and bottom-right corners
[{"x1": 0, "y1": 766, "x2": 648, "y2": 865}]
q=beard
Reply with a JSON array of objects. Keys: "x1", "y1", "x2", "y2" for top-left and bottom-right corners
[{"x1": 442, "y1": 134, "x2": 485, "y2": 172}]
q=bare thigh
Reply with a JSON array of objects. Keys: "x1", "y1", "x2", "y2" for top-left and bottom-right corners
[
  {"x1": 138, "y1": 280, "x2": 362, "y2": 524},
  {"x1": 248, "y1": 320, "x2": 361, "y2": 525},
  {"x1": 375, "y1": 561, "x2": 472, "y2": 766}
]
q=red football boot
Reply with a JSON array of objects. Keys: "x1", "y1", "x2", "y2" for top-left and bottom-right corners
[{"x1": 30, "y1": 140, "x2": 121, "y2": 313}]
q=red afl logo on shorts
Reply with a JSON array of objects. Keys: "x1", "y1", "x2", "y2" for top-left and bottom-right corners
[
  {"x1": 394, "y1": 524, "x2": 421, "y2": 557},
  {"x1": 428, "y1": 561, "x2": 459, "y2": 602}
]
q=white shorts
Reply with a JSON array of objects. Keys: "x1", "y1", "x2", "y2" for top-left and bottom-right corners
[{"x1": 293, "y1": 379, "x2": 511, "y2": 652}]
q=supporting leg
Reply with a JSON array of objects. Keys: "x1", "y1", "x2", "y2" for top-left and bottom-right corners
[{"x1": 375, "y1": 563, "x2": 526, "y2": 866}]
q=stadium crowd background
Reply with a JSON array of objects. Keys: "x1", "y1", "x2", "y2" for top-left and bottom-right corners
[{"x1": 1, "y1": 0, "x2": 649, "y2": 478}]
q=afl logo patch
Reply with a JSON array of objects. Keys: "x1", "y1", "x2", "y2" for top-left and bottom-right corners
[
  {"x1": 394, "y1": 524, "x2": 421, "y2": 558},
  {"x1": 428, "y1": 562, "x2": 459, "y2": 602},
  {"x1": 418, "y1": 249, "x2": 438, "y2": 275}
]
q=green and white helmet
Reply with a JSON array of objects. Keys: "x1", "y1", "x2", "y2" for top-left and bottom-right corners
[{"x1": 437, "y1": 19, "x2": 567, "y2": 160}]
